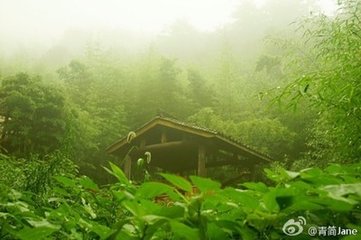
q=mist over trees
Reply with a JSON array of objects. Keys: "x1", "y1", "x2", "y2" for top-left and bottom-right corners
[
  {"x1": 0, "y1": 0, "x2": 354, "y2": 176},
  {"x1": 1, "y1": 0, "x2": 361, "y2": 239}
]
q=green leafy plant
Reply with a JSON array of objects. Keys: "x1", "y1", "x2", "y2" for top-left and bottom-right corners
[{"x1": 1, "y1": 160, "x2": 360, "y2": 240}]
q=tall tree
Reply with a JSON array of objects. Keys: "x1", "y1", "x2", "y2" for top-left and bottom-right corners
[
  {"x1": 187, "y1": 68, "x2": 214, "y2": 108},
  {"x1": 0, "y1": 73, "x2": 67, "y2": 157},
  {"x1": 282, "y1": 0, "x2": 361, "y2": 164}
]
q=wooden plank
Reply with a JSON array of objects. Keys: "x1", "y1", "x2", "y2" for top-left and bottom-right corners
[
  {"x1": 198, "y1": 145, "x2": 206, "y2": 177},
  {"x1": 141, "y1": 141, "x2": 187, "y2": 151}
]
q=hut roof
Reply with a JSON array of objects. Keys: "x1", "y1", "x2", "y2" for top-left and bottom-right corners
[{"x1": 106, "y1": 116, "x2": 272, "y2": 162}]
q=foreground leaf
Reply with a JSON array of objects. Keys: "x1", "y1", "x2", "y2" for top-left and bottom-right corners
[
  {"x1": 190, "y1": 175, "x2": 221, "y2": 192},
  {"x1": 160, "y1": 173, "x2": 192, "y2": 192}
]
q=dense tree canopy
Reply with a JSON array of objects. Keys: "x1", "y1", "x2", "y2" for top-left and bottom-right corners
[
  {"x1": 0, "y1": 0, "x2": 359, "y2": 170},
  {"x1": 0, "y1": 73, "x2": 67, "y2": 157},
  {"x1": 278, "y1": 0, "x2": 361, "y2": 165}
]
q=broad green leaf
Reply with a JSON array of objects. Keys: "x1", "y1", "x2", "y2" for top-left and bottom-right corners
[
  {"x1": 136, "y1": 182, "x2": 179, "y2": 200},
  {"x1": 115, "y1": 230, "x2": 136, "y2": 240},
  {"x1": 261, "y1": 191, "x2": 279, "y2": 213},
  {"x1": 122, "y1": 201, "x2": 143, "y2": 216},
  {"x1": 189, "y1": 175, "x2": 221, "y2": 192},
  {"x1": 103, "y1": 162, "x2": 129, "y2": 185},
  {"x1": 122, "y1": 199, "x2": 159, "y2": 217},
  {"x1": 113, "y1": 190, "x2": 134, "y2": 201},
  {"x1": 170, "y1": 221, "x2": 199, "y2": 240},
  {"x1": 78, "y1": 176, "x2": 99, "y2": 191},
  {"x1": 90, "y1": 222, "x2": 113, "y2": 239},
  {"x1": 223, "y1": 188, "x2": 259, "y2": 210},
  {"x1": 323, "y1": 183, "x2": 361, "y2": 197},
  {"x1": 239, "y1": 226, "x2": 258, "y2": 240},
  {"x1": 78, "y1": 217, "x2": 93, "y2": 229},
  {"x1": 285, "y1": 170, "x2": 300, "y2": 179},
  {"x1": 160, "y1": 173, "x2": 192, "y2": 192},
  {"x1": 311, "y1": 197, "x2": 354, "y2": 212},
  {"x1": 143, "y1": 218, "x2": 168, "y2": 240},
  {"x1": 214, "y1": 219, "x2": 240, "y2": 232},
  {"x1": 322, "y1": 183, "x2": 361, "y2": 204},
  {"x1": 156, "y1": 205, "x2": 184, "y2": 218},
  {"x1": 54, "y1": 176, "x2": 76, "y2": 187},
  {"x1": 262, "y1": 187, "x2": 299, "y2": 212},
  {"x1": 207, "y1": 222, "x2": 230, "y2": 240},
  {"x1": 115, "y1": 229, "x2": 135, "y2": 240},
  {"x1": 300, "y1": 168, "x2": 342, "y2": 185},
  {"x1": 264, "y1": 168, "x2": 299, "y2": 183},
  {"x1": 242, "y1": 182, "x2": 268, "y2": 192},
  {"x1": 325, "y1": 164, "x2": 345, "y2": 175},
  {"x1": 288, "y1": 196, "x2": 323, "y2": 211},
  {"x1": 16, "y1": 226, "x2": 59, "y2": 240},
  {"x1": 141, "y1": 215, "x2": 167, "y2": 225},
  {"x1": 275, "y1": 196, "x2": 294, "y2": 210}
]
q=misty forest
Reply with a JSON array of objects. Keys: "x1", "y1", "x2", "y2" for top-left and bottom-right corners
[{"x1": 0, "y1": 0, "x2": 361, "y2": 239}]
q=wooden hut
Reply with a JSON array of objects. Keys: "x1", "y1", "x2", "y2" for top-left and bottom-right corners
[{"x1": 106, "y1": 116, "x2": 272, "y2": 179}]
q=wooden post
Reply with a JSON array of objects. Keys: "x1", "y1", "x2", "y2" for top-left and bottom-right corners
[
  {"x1": 198, "y1": 145, "x2": 207, "y2": 177},
  {"x1": 124, "y1": 155, "x2": 132, "y2": 179}
]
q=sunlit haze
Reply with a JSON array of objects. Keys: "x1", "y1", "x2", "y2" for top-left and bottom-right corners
[
  {"x1": 0, "y1": 0, "x2": 337, "y2": 47},
  {"x1": 0, "y1": 0, "x2": 238, "y2": 41}
]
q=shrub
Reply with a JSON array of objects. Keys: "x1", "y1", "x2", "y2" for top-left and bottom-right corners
[{"x1": 0, "y1": 161, "x2": 360, "y2": 239}]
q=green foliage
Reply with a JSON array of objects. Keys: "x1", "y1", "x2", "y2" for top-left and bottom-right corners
[
  {"x1": 0, "y1": 160, "x2": 360, "y2": 240},
  {"x1": 57, "y1": 58, "x2": 129, "y2": 182},
  {"x1": 0, "y1": 73, "x2": 68, "y2": 157},
  {"x1": 188, "y1": 108, "x2": 297, "y2": 160},
  {"x1": 186, "y1": 69, "x2": 214, "y2": 108},
  {"x1": 278, "y1": 0, "x2": 361, "y2": 163},
  {"x1": 129, "y1": 53, "x2": 193, "y2": 125},
  {"x1": 0, "y1": 0, "x2": 344, "y2": 174},
  {"x1": 0, "y1": 152, "x2": 77, "y2": 194}
]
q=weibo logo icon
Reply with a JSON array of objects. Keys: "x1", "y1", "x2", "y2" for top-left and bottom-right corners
[{"x1": 282, "y1": 216, "x2": 307, "y2": 236}]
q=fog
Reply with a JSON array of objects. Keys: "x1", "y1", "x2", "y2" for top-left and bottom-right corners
[
  {"x1": 0, "y1": 0, "x2": 238, "y2": 52},
  {"x1": 0, "y1": 0, "x2": 336, "y2": 57}
]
